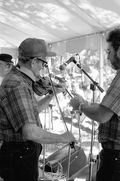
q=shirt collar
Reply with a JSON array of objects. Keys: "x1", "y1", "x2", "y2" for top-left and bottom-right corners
[{"x1": 18, "y1": 66, "x2": 36, "y2": 82}]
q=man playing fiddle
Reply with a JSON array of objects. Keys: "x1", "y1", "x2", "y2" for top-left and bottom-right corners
[{"x1": 0, "y1": 38, "x2": 76, "y2": 181}]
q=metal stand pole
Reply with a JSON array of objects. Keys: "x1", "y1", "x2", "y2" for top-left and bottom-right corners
[
  {"x1": 75, "y1": 110, "x2": 82, "y2": 145},
  {"x1": 41, "y1": 108, "x2": 47, "y2": 180},
  {"x1": 72, "y1": 60, "x2": 104, "y2": 181},
  {"x1": 48, "y1": 104, "x2": 54, "y2": 130},
  {"x1": 88, "y1": 84, "x2": 96, "y2": 181},
  {"x1": 66, "y1": 110, "x2": 75, "y2": 180}
]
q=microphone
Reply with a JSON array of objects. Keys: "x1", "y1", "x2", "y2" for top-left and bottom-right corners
[{"x1": 59, "y1": 56, "x2": 75, "y2": 70}]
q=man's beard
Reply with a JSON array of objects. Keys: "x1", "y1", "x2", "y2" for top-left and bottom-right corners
[{"x1": 111, "y1": 54, "x2": 120, "y2": 70}]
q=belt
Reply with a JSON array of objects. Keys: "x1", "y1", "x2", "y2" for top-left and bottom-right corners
[
  {"x1": 1, "y1": 140, "x2": 36, "y2": 150},
  {"x1": 101, "y1": 142, "x2": 120, "y2": 150}
]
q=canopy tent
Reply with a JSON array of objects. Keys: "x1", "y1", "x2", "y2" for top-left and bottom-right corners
[
  {"x1": 0, "y1": 0, "x2": 120, "y2": 58},
  {"x1": 0, "y1": 0, "x2": 119, "y2": 165}
]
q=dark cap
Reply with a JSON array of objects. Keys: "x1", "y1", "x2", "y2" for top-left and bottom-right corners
[
  {"x1": 0, "y1": 53, "x2": 13, "y2": 63},
  {"x1": 18, "y1": 38, "x2": 56, "y2": 58}
]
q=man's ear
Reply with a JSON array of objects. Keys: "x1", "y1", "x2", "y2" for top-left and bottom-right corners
[
  {"x1": 30, "y1": 58, "x2": 36, "y2": 68},
  {"x1": 117, "y1": 46, "x2": 120, "y2": 58},
  {"x1": 4, "y1": 66, "x2": 11, "y2": 75}
]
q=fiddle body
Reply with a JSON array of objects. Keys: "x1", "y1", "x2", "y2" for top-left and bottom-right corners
[{"x1": 33, "y1": 76, "x2": 65, "y2": 96}]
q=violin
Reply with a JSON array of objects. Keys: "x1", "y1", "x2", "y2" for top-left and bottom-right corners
[{"x1": 33, "y1": 75, "x2": 65, "y2": 96}]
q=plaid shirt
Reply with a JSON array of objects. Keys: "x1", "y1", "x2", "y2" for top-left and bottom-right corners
[
  {"x1": 0, "y1": 66, "x2": 41, "y2": 142},
  {"x1": 99, "y1": 70, "x2": 120, "y2": 144}
]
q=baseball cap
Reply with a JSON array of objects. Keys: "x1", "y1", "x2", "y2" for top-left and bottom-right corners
[
  {"x1": 18, "y1": 38, "x2": 56, "y2": 58},
  {"x1": 0, "y1": 53, "x2": 13, "y2": 63}
]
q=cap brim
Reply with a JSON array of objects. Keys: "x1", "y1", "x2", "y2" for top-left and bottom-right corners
[
  {"x1": 0, "y1": 59, "x2": 13, "y2": 64},
  {"x1": 46, "y1": 51, "x2": 56, "y2": 57},
  {"x1": 7, "y1": 60, "x2": 13, "y2": 63}
]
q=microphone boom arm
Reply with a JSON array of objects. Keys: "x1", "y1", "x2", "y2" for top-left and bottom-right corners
[{"x1": 73, "y1": 59, "x2": 104, "y2": 93}]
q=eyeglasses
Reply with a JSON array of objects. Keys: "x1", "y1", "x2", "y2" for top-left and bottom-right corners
[
  {"x1": 32, "y1": 57, "x2": 47, "y2": 67},
  {"x1": 106, "y1": 46, "x2": 119, "y2": 55},
  {"x1": 106, "y1": 49, "x2": 114, "y2": 55}
]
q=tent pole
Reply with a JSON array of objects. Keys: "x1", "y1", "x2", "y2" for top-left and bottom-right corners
[{"x1": 99, "y1": 33, "x2": 104, "y2": 102}]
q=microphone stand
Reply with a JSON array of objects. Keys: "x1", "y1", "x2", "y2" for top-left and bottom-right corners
[
  {"x1": 72, "y1": 59, "x2": 104, "y2": 181},
  {"x1": 73, "y1": 60, "x2": 104, "y2": 93},
  {"x1": 46, "y1": 65, "x2": 75, "y2": 180}
]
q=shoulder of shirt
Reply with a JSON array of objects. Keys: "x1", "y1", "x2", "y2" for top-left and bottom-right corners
[{"x1": 1, "y1": 66, "x2": 32, "y2": 89}]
